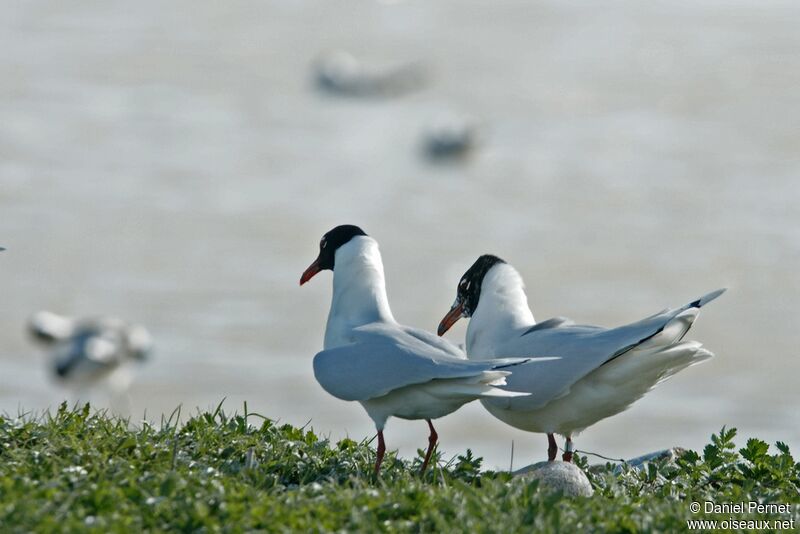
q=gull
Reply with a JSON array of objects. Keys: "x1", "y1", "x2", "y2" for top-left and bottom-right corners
[
  {"x1": 438, "y1": 254, "x2": 724, "y2": 463},
  {"x1": 29, "y1": 311, "x2": 153, "y2": 395},
  {"x1": 299, "y1": 226, "x2": 551, "y2": 475},
  {"x1": 313, "y1": 51, "x2": 428, "y2": 98},
  {"x1": 422, "y1": 115, "x2": 480, "y2": 161}
]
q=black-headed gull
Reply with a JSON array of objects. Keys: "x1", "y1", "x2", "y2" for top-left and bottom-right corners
[
  {"x1": 300, "y1": 226, "x2": 549, "y2": 475},
  {"x1": 438, "y1": 254, "x2": 724, "y2": 463}
]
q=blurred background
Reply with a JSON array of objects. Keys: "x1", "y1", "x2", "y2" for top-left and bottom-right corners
[{"x1": 1, "y1": 0, "x2": 798, "y2": 469}]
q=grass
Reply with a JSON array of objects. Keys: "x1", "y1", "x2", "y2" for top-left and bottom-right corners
[{"x1": 0, "y1": 403, "x2": 798, "y2": 533}]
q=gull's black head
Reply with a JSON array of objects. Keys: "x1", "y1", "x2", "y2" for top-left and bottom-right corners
[
  {"x1": 316, "y1": 225, "x2": 368, "y2": 271},
  {"x1": 300, "y1": 225, "x2": 368, "y2": 285},
  {"x1": 457, "y1": 254, "x2": 506, "y2": 316},
  {"x1": 437, "y1": 254, "x2": 505, "y2": 335}
]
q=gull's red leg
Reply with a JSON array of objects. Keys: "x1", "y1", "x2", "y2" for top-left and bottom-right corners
[
  {"x1": 562, "y1": 436, "x2": 573, "y2": 463},
  {"x1": 420, "y1": 419, "x2": 438, "y2": 474},
  {"x1": 547, "y1": 433, "x2": 558, "y2": 462},
  {"x1": 374, "y1": 430, "x2": 386, "y2": 476}
]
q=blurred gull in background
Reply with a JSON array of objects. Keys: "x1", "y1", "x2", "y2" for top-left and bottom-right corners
[
  {"x1": 313, "y1": 50, "x2": 429, "y2": 98},
  {"x1": 28, "y1": 311, "x2": 153, "y2": 413},
  {"x1": 422, "y1": 115, "x2": 481, "y2": 161}
]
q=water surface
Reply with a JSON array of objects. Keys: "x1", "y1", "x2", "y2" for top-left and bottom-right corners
[{"x1": 1, "y1": 0, "x2": 798, "y2": 468}]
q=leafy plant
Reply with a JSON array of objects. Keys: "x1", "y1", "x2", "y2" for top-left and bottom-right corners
[{"x1": 0, "y1": 405, "x2": 798, "y2": 532}]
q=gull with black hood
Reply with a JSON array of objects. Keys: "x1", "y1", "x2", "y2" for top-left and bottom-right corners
[
  {"x1": 300, "y1": 226, "x2": 555, "y2": 475},
  {"x1": 439, "y1": 254, "x2": 724, "y2": 463}
]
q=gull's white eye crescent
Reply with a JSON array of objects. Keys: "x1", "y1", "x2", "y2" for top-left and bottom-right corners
[{"x1": 321, "y1": 239, "x2": 327, "y2": 249}]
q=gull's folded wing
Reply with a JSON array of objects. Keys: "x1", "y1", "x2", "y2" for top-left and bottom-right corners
[
  {"x1": 313, "y1": 324, "x2": 532, "y2": 402},
  {"x1": 487, "y1": 289, "x2": 726, "y2": 409}
]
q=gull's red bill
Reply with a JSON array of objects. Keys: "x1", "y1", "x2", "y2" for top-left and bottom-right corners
[
  {"x1": 300, "y1": 258, "x2": 322, "y2": 286},
  {"x1": 437, "y1": 301, "x2": 464, "y2": 336}
]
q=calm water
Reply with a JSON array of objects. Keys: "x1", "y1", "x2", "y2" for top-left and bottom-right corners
[{"x1": 1, "y1": 0, "x2": 798, "y2": 468}]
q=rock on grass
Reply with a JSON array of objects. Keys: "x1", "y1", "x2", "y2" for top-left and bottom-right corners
[{"x1": 514, "y1": 462, "x2": 594, "y2": 497}]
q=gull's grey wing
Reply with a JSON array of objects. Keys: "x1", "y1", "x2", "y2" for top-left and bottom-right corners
[
  {"x1": 52, "y1": 330, "x2": 122, "y2": 379},
  {"x1": 400, "y1": 324, "x2": 467, "y2": 359},
  {"x1": 485, "y1": 289, "x2": 726, "y2": 410},
  {"x1": 313, "y1": 324, "x2": 529, "y2": 402}
]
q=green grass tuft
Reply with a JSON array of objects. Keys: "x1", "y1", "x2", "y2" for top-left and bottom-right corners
[{"x1": 1, "y1": 404, "x2": 798, "y2": 532}]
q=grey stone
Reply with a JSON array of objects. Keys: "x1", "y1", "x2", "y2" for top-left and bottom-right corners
[{"x1": 514, "y1": 461, "x2": 594, "y2": 497}]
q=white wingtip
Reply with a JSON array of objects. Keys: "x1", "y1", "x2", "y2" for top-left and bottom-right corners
[
  {"x1": 525, "y1": 356, "x2": 561, "y2": 363},
  {"x1": 492, "y1": 356, "x2": 560, "y2": 370},
  {"x1": 695, "y1": 288, "x2": 727, "y2": 307},
  {"x1": 481, "y1": 388, "x2": 531, "y2": 398}
]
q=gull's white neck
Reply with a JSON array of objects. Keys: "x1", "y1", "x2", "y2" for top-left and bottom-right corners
[
  {"x1": 466, "y1": 263, "x2": 535, "y2": 357},
  {"x1": 324, "y1": 236, "x2": 396, "y2": 349}
]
